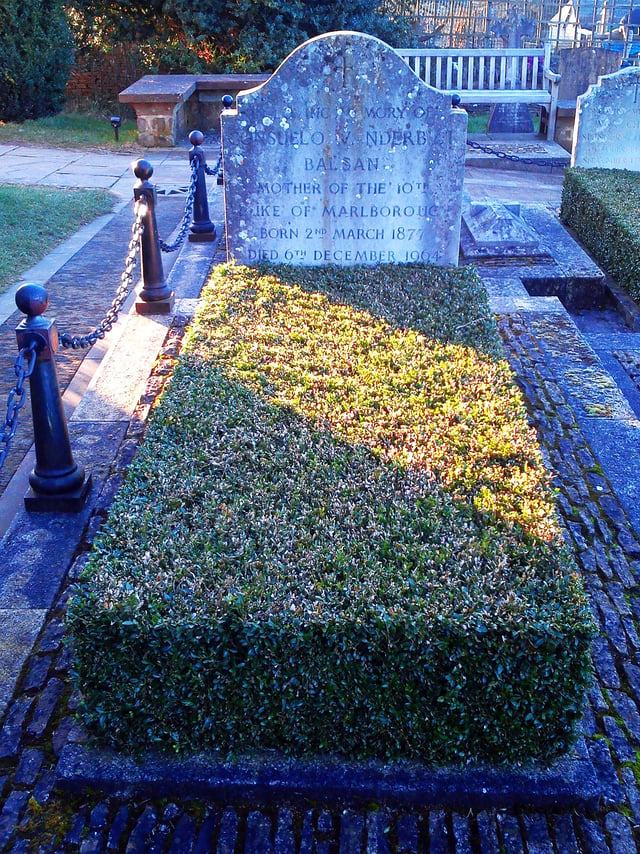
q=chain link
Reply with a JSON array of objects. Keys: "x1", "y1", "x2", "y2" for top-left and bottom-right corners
[
  {"x1": 466, "y1": 138, "x2": 569, "y2": 168},
  {"x1": 59, "y1": 201, "x2": 146, "y2": 350},
  {"x1": 0, "y1": 341, "x2": 37, "y2": 472},
  {"x1": 159, "y1": 158, "x2": 199, "y2": 253},
  {"x1": 204, "y1": 150, "x2": 223, "y2": 178}
]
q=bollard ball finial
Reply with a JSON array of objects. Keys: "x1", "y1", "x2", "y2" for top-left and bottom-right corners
[
  {"x1": 222, "y1": 94, "x2": 234, "y2": 109},
  {"x1": 133, "y1": 159, "x2": 154, "y2": 181},
  {"x1": 16, "y1": 284, "x2": 49, "y2": 317},
  {"x1": 189, "y1": 130, "x2": 204, "y2": 146}
]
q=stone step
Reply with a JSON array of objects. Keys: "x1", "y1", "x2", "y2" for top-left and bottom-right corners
[{"x1": 465, "y1": 133, "x2": 571, "y2": 173}]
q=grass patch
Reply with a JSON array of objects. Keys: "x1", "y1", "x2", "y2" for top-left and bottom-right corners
[
  {"x1": 561, "y1": 168, "x2": 640, "y2": 303},
  {"x1": 0, "y1": 111, "x2": 139, "y2": 150},
  {"x1": 0, "y1": 185, "x2": 115, "y2": 294},
  {"x1": 68, "y1": 262, "x2": 594, "y2": 765}
]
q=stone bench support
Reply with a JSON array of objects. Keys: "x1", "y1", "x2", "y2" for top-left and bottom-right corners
[{"x1": 119, "y1": 74, "x2": 270, "y2": 146}]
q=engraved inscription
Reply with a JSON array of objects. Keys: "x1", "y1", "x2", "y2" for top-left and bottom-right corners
[{"x1": 222, "y1": 32, "x2": 467, "y2": 266}]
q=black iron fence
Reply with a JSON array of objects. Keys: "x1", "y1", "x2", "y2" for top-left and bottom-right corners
[{"x1": 0, "y1": 130, "x2": 222, "y2": 512}]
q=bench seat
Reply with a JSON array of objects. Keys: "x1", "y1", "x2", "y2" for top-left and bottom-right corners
[
  {"x1": 453, "y1": 88, "x2": 553, "y2": 104},
  {"x1": 396, "y1": 48, "x2": 560, "y2": 139}
]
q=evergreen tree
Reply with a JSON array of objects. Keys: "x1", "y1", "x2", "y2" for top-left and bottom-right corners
[{"x1": 0, "y1": 0, "x2": 73, "y2": 121}]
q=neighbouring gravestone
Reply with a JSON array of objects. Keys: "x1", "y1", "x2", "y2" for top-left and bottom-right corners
[
  {"x1": 572, "y1": 66, "x2": 640, "y2": 170},
  {"x1": 221, "y1": 31, "x2": 467, "y2": 267},
  {"x1": 552, "y1": 47, "x2": 621, "y2": 150},
  {"x1": 487, "y1": 9, "x2": 536, "y2": 134}
]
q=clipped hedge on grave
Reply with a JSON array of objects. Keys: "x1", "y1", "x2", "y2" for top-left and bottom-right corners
[
  {"x1": 561, "y1": 168, "x2": 640, "y2": 302},
  {"x1": 68, "y1": 263, "x2": 594, "y2": 764}
]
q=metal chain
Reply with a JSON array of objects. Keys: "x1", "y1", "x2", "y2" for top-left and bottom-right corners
[
  {"x1": 204, "y1": 150, "x2": 223, "y2": 178},
  {"x1": 59, "y1": 202, "x2": 146, "y2": 350},
  {"x1": 0, "y1": 341, "x2": 37, "y2": 472},
  {"x1": 159, "y1": 158, "x2": 199, "y2": 253},
  {"x1": 466, "y1": 138, "x2": 569, "y2": 168}
]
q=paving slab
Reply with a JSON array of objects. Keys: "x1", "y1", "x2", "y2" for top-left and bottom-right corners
[{"x1": 0, "y1": 609, "x2": 47, "y2": 713}]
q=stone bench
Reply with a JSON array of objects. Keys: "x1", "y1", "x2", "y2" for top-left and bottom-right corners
[
  {"x1": 395, "y1": 47, "x2": 560, "y2": 139},
  {"x1": 119, "y1": 73, "x2": 270, "y2": 147}
]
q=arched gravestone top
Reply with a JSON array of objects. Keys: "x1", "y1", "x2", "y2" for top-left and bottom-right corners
[
  {"x1": 221, "y1": 31, "x2": 467, "y2": 267},
  {"x1": 572, "y1": 66, "x2": 640, "y2": 171}
]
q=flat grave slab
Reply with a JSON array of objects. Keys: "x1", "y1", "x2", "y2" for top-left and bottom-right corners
[{"x1": 469, "y1": 203, "x2": 606, "y2": 310}]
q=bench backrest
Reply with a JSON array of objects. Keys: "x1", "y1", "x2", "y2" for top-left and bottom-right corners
[{"x1": 395, "y1": 47, "x2": 550, "y2": 91}]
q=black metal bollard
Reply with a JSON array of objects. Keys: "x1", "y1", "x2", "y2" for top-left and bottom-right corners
[
  {"x1": 188, "y1": 130, "x2": 217, "y2": 242},
  {"x1": 133, "y1": 159, "x2": 174, "y2": 315},
  {"x1": 218, "y1": 96, "x2": 235, "y2": 187},
  {"x1": 15, "y1": 284, "x2": 92, "y2": 512},
  {"x1": 110, "y1": 116, "x2": 122, "y2": 141}
]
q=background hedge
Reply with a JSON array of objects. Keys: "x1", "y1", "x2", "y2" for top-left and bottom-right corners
[
  {"x1": 68, "y1": 263, "x2": 594, "y2": 764},
  {"x1": 561, "y1": 168, "x2": 640, "y2": 302},
  {"x1": 0, "y1": 0, "x2": 73, "y2": 121}
]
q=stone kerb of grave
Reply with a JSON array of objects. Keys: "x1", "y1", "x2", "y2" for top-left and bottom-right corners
[
  {"x1": 572, "y1": 66, "x2": 640, "y2": 170},
  {"x1": 221, "y1": 31, "x2": 468, "y2": 267}
]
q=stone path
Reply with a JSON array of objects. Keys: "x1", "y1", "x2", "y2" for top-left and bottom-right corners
[{"x1": 2, "y1": 149, "x2": 640, "y2": 850}]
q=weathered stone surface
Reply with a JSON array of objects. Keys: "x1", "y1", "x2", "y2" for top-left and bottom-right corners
[
  {"x1": 0, "y1": 610, "x2": 46, "y2": 717},
  {"x1": 557, "y1": 47, "x2": 621, "y2": 102},
  {"x1": 552, "y1": 814, "x2": 581, "y2": 854},
  {"x1": 573, "y1": 67, "x2": 640, "y2": 170},
  {"x1": 55, "y1": 742, "x2": 602, "y2": 810},
  {"x1": 222, "y1": 31, "x2": 466, "y2": 267},
  {"x1": 460, "y1": 200, "x2": 551, "y2": 263},
  {"x1": 477, "y1": 204, "x2": 606, "y2": 310}
]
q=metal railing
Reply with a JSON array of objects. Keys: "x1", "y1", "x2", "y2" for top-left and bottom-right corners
[{"x1": 0, "y1": 129, "x2": 221, "y2": 512}]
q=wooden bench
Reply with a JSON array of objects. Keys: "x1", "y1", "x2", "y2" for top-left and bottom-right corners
[
  {"x1": 119, "y1": 73, "x2": 269, "y2": 146},
  {"x1": 395, "y1": 47, "x2": 560, "y2": 139}
]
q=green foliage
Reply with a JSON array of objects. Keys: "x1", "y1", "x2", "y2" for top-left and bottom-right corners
[
  {"x1": 560, "y1": 168, "x2": 640, "y2": 302},
  {"x1": 67, "y1": 263, "x2": 594, "y2": 764},
  {"x1": 0, "y1": 112, "x2": 139, "y2": 150},
  {"x1": 0, "y1": 0, "x2": 73, "y2": 121},
  {"x1": 66, "y1": 0, "x2": 413, "y2": 73}
]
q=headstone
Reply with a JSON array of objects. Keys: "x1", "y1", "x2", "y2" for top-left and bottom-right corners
[
  {"x1": 572, "y1": 66, "x2": 640, "y2": 169},
  {"x1": 487, "y1": 7, "x2": 536, "y2": 133},
  {"x1": 557, "y1": 47, "x2": 621, "y2": 102},
  {"x1": 489, "y1": 11, "x2": 536, "y2": 47},
  {"x1": 487, "y1": 104, "x2": 535, "y2": 134},
  {"x1": 547, "y1": 0, "x2": 591, "y2": 49},
  {"x1": 221, "y1": 31, "x2": 467, "y2": 267},
  {"x1": 552, "y1": 47, "x2": 621, "y2": 149}
]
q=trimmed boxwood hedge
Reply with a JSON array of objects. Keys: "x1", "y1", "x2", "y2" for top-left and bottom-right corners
[
  {"x1": 67, "y1": 263, "x2": 594, "y2": 764},
  {"x1": 561, "y1": 167, "x2": 640, "y2": 302}
]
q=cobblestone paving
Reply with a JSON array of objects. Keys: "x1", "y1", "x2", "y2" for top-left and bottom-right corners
[{"x1": 3, "y1": 241, "x2": 640, "y2": 849}]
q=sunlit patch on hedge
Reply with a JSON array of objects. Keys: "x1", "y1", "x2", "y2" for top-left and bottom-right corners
[{"x1": 68, "y1": 262, "x2": 594, "y2": 764}]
